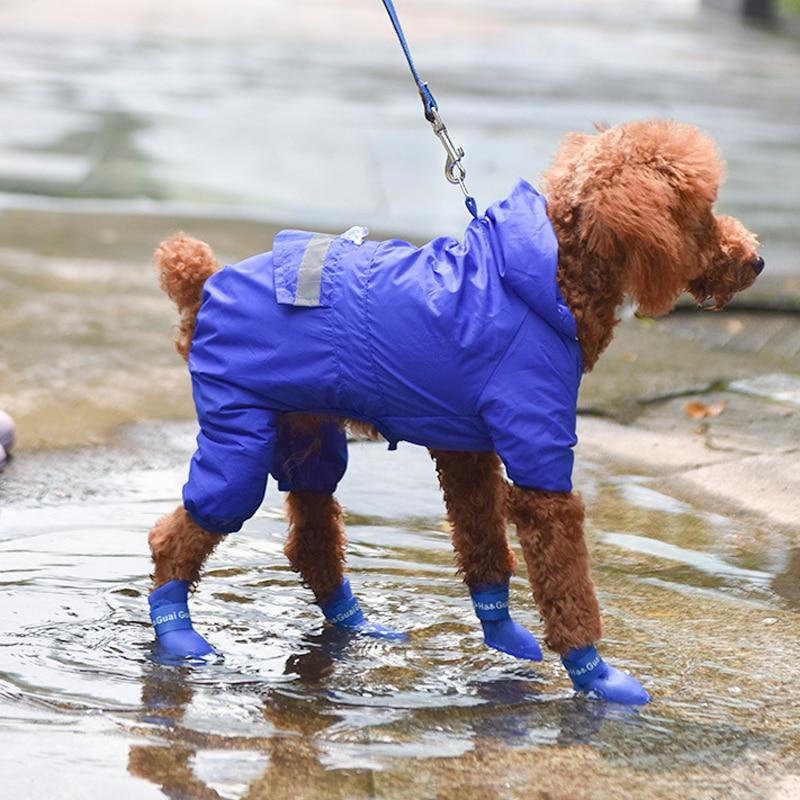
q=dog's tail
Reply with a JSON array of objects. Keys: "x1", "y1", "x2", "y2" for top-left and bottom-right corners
[{"x1": 154, "y1": 233, "x2": 219, "y2": 361}]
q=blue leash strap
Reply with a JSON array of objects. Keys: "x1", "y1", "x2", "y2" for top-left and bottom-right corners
[
  {"x1": 380, "y1": 0, "x2": 437, "y2": 120},
  {"x1": 380, "y1": 0, "x2": 478, "y2": 219}
]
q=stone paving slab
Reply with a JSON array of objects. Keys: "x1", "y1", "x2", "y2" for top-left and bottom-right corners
[
  {"x1": 578, "y1": 410, "x2": 800, "y2": 531},
  {"x1": 576, "y1": 417, "x2": 740, "y2": 473},
  {"x1": 577, "y1": 418, "x2": 800, "y2": 531},
  {"x1": 638, "y1": 391, "x2": 800, "y2": 456},
  {"x1": 666, "y1": 450, "x2": 799, "y2": 530},
  {"x1": 579, "y1": 301, "x2": 800, "y2": 532}
]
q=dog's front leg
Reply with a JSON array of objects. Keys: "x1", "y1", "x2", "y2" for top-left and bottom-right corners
[
  {"x1": 507, "y1": 487, "x2": 601, "y2": 653},
  {"x1": 147, "y1": 505, "x2": 224, "y2": 658},
  {"x1": 508, "y1": 486, "x2": 649, "y2": 704},
  {"x1": 431, "y1": 449, "x2": 542, "y2": 661}
]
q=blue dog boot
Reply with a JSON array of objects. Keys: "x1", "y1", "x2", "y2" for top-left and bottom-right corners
[
  {"x1": 562, "y1": 645, "x2": 649, "y2": 705},
  {"x1": 319, "y1": 579, "x2": 407, "y2": 640},
  {"x1": 471, "y1": 583, "x2": 542, "y2": 661},
  {"x1": 149, "y1": 579, "x2": 215, "y2": 659}
]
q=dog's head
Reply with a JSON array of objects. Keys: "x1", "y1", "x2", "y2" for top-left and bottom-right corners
[{"x1": 544, "y1": 120, "x2": 762, "y2": 317}]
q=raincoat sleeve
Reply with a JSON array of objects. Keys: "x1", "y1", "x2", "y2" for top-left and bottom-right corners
[
  {"x1": 478, "y1": 312, "x2": 580, "y2": 493},
  {"x1": 182, "y1": 373, "x2": 277, "y2": 534}
]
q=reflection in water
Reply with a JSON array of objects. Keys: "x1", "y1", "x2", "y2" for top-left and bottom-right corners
[
  {"x1": 129, "y1": 633, "x2": 624, "y2": 799},
  {"x1": 772, "y1": 547, "x2": 800, "y2": 610},
  {"x1": 126, "y1": 629, "x2": 777, "y2": 800}
]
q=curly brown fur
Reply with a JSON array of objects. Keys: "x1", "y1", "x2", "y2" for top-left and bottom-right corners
[
  {"x1": 284, "y1": 491, "x2": 347, "y2": 604},
  {"x1": 507, "y1": 487, "x2": 602, "y2": 655},
  {"x1": 686, "y1": 214, "x2": 760, "y2": 310},
  {"x1": 276, "y1": 414, "x2": 381, "y2": 465},
  {"x1": 154, "y1": 233, "x2": 219, "y2": 361},
  {"x1": 149, "y1": 505, "x2": 224, "y2": 590},
  {"x1": 431, "y1": 450, "x2": 516, "y2": 588},
  {"x1": 544, "y1": 120, "x2": 760, "y2": 370}
]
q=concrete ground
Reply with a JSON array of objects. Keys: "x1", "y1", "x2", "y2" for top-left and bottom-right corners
[{"x1": 577, "y1": 303, "x2": 800, "y2": 532}]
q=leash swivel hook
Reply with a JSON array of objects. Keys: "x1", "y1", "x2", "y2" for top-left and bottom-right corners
[
  {"x1": 426, "y1": 104, "x2": 466, "y2": 185},
  {"x1": 422, "y1": 91, "x2": 478, "y2": 218}
]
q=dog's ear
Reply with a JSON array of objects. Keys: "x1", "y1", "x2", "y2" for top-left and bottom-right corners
[{"x1": 579, "y1": 121, "x2": 724, "y2": 316}]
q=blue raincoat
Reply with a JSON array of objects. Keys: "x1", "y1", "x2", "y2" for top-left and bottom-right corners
[{"x1": 183, "y1": 179, "x2": 582, "y2": 533}]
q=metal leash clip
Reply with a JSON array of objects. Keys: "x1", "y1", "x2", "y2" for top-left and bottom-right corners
[
  {"x1": 425, "y1": 102, "x2": 469, "y2": 193},
  {"x1": 418, "y1": 85, "x2": 478, "y2": 218}
]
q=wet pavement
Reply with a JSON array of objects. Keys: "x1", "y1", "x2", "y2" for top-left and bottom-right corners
[{"x1": 1, "y1": 1, "x2": 799, "y2": 798}]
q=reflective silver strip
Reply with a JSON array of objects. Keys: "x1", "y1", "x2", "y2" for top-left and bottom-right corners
[{"x1": 294, "y1": 233, "x2": 335, "y2": 306}]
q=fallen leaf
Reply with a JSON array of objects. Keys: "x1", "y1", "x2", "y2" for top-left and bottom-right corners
[
  {"x1": 684, "y1": 400, "x2": 726, "y2": 420},
  {"x1": 621, "y1": 352, "x2": 639, "y2": 363},
  {"x1": 725, "y1": 319, "x2": 745, "y2": 335}
]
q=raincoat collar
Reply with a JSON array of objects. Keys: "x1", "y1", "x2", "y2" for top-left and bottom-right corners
[{"x1": 483, "y1": 178, "x2": 577, "y2": 340}]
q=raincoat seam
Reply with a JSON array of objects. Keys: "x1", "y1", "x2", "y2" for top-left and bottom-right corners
[
  {"x1": 474, "y1": 310, "x2": 531, "y2": 415},
  {"x1": 325, "y1": 243, "x2": 348, "y2": 405},
  {"x1": 362, "y1": 246, "x2": 388, "y2": 416},
  {"x1": 185, "y1": 505, "x2": 236, "y2": 535},
  {"x1": 382, "y1": 413, "x2": 483, "y2": 422}
]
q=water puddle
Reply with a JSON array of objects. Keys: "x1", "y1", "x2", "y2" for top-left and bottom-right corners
[
  {"x1": 730, "y1": 373, "x2": 800, "y2": 407},
  {"x1": 0, "y1": 427, "x2": 798, "y2": 798}
]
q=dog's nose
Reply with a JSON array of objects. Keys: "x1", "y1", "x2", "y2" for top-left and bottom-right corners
[{"x1": 751, "y1": 256, "x2": 765, "y2": 275}]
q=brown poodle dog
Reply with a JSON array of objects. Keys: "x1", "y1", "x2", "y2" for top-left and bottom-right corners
[{"x1": 147, "y1": 120, "x2": 761, "y2": 704}]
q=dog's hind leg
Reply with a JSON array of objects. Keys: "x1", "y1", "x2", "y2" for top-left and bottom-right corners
[
  {"x1": 430, "y1": 450, "x2": 542, "y2": 661},
  {"x1": 508, "y1": 487, "x2": 648, "y2": 704},
  {"x1": 278, "y1": 417, "x2": 405, "y2": 640},
  {"x1": 284, "y1": 490, "x2": 404, "y2": 640},
  {"x1": 284, "y1": 491, "x2": 347, "y2": 604},
  {"x1": 149, "y1": 506, "x2": 224, "y2": 590},
  {"x1": 148, "y1": 505, "x2": 225, "y2": 659}
]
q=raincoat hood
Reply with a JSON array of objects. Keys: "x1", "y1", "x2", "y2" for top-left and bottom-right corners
[{"x1": 485, "y1": 178, "x2": 576, "y2": 339}]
